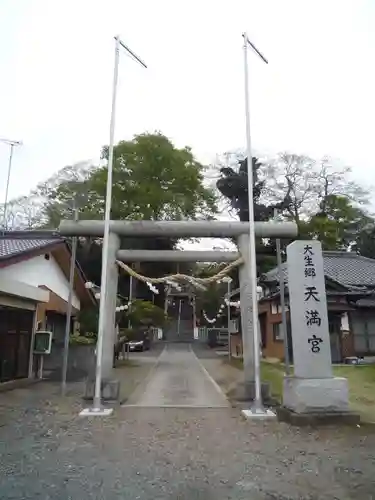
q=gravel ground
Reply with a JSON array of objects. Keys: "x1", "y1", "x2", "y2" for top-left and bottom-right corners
[{"x1": 1, "y1": 343, "x2": 375, "y2": 499}]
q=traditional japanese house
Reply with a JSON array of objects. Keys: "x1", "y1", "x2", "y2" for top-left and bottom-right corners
[
  {"x1": 229, "y1": 251, "x2": 375, "y2": 363},
  {"x1": 0, "y1": 234, "x2": 95, "y2": 385}
]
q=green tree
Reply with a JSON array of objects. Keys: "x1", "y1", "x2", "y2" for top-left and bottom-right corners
[
  {"x1": 77, "y1": 307, "x2": 99, "y2": 336},
  {"x1": 42, "y1": 133, "x2": 217, "y2": 226},
  {"x1": 304, "y1": 195, "x2": 371, "y2": 250},
  {"x1": 123, "y1": 300, "x2": 167, "y2": 328},
  {"x1": 33, "y1": 132, "x2": 217, "y2": 302},
  {"x1": 101, "y1": 132, "x2": 217, "y2": 221},
  {"x1": 216, "y1": 154, "x2": 292, "y2": 274},
  {"x1": 195, "y1": 281, "x2": 225, "y2": 326},
  {"x1": 353, "y1": 224, "x2": 375, "y2": 258},
  {"x1": 193, "y1": 263, "x2": 234, "y2": 326}
]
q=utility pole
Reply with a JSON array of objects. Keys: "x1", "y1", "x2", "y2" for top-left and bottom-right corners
[
  {"x1": 61, "y1": 204, "x2": 79, "y2": 395},
  {"x1": 242, "y1": 32, "x2": 274, "y2": 418}
]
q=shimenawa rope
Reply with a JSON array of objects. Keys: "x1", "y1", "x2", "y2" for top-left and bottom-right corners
[{"x1": 115, "y1": 257, "x2": 244, "y2": 287}]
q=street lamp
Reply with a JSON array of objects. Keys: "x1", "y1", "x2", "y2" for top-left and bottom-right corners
[
  {"x1": 242, "y1": 33, "x2": 274, "y2": 418},
  {"x1": 80, "y1": 36, "x2": 147, "y2": 417},
  {"x1": 0, "y1": 138, "x2": 23, "y2": 229}
]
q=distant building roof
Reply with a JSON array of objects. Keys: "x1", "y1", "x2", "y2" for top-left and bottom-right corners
[
  {"x1": 0, "y1": 238, "x2": 62, "y2": 260},
  {"x1": 262, "y1": 251, "x2": 375, "y2": 290}
]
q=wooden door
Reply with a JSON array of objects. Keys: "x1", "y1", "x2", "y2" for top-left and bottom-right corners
[
  {"x1": 0, "y1": 307, "x2": 33, "y2": 382},
  {"x1": 328, "y1": 313, "x2": 342, "y2": 363}
]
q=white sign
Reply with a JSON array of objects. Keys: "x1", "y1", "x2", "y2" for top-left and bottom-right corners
[
  {"x1": 33, "y1": 330, "x2": 53, "y2": 355},
  {"x1": 286, "y1": 240, "x2": 332, "y2": 379}
]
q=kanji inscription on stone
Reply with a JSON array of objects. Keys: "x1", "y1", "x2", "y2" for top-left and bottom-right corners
[{"x1": 286, "y1": 240, "x2": 332, "y2": 378}]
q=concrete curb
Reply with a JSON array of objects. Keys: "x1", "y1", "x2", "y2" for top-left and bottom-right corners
[
  {"x1": 190, "y1": 345, "x2": 230, "y2": 406},
  {"x1": 0, "y1": 378, "x2": 42, "y2": 393}
]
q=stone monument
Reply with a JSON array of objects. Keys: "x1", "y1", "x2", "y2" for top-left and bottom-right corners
[{"x1": 278, "y1": 240, "x2": 359, "y2": 425}]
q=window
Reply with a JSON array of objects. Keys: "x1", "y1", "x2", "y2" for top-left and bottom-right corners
[
  {"x1": 273, "y1": 322, "x2": 284, "y2": 341},
  {"x1": 229, "y1": 319, "x2": 239, "y2": 333},
  {"x1": 277, "y1": 303, "x2": 289, "y2": 313},
  {"x1": 273, "y1": 321, "x2": 292, "y2": 342}
]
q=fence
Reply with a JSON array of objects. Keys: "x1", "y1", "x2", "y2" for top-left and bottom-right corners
[{"x1": 197, "y1": 327, "x2": 229, "y2": 346}]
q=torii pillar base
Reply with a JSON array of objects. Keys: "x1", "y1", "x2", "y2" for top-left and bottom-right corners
[
  {"x1": 84, "y1": 377, "x2": 120, "y2": 402},
  {"x1": 234, "y1": 381, "x2": 271, "y2": 403}
]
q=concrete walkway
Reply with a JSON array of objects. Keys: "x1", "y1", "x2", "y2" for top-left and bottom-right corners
[{"x1": 124, "y1": 343, "x2": 229, "y2": 407}]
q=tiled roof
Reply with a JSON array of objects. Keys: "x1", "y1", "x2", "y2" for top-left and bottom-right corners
[
  {"x1": 0, "y1": 238, "x2": 62, "y2": 260},
  {"x1": 262, "y1": 251, "x2": 375, "y2": 289}
]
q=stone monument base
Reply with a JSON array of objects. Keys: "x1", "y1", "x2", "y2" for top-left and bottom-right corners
[
  {"x1": 234, "y1": 381, "x2": 271, "y2": 402},
  {"x1": 276, "y1": 406, "x2": 360, "y2": 426},
  {"x1": 84, "y1": 377, "x2": 120, "y2": 402},
  {"x1": 280, "y1": 376, "x2": 359, "y2": 425}
]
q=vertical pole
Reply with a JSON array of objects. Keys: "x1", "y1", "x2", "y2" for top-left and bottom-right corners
[
  {"x1": 128, "y1": 274, "x2": 133, "y2": 329},
  {"x1": 227, "y1": 280, "x2": 231, "y2": 360},
  {"x1": 93, "y1": 36, "x2": 120, "y2": 411},
  {"x1": 61, "y1": 205, "x2": 78, "y2": 395},
  {"x1": 163, "y1": 285, "x2": 170, "y2": 341},
  {"x1": 3, "y1": 143, "x2": 14, "y2": 230},
  {"x1": 28, "y1": 309, "x2": 38, "y2": 378},
  {"x1": 38, "y1": 355, "x2": 44, "y2": 379},
  {"x1": 274, "y1": 209, "x2": 290, "y2": 375},
  {"x1": 243, "y1": 33, "x2": 263, "y2": 410},
  {"x1": 164, "y1": 285, "x2": 170, "y2": 315},
  {"x1": 177, "y1": 299, "x2": 182, "y2": 337},
  {"x1": 127, "y1": 273, "x2": 133, "y2": 359},
  {"x1": 192, "y1": 294, "x2": 196, "y2": 339}
]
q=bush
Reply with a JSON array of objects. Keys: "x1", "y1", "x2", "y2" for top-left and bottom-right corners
[
  {"x1": 69, "y1": 335, "x2": 96, "y2": 345},
  {"x1": 124, "y1": 300, "x2": 168, "y2": 328},
  {"x1": 118, "y1": 328, "x2": 137, "y2": 341},
  {"x1": 77, "y1": 307, "x2": 99, "y2": 335}
]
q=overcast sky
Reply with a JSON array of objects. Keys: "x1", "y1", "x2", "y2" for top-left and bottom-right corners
[{"x1": 1, "y1": 1, "x2": 374, "y2": 244}]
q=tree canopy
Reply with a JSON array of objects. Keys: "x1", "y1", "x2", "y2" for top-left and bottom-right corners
[
  {"x1": 216, "y1": 155, "x2": 292, "y2": 222},
  {"x1": 300, "y1": 194, "x2": 371, "y2": 251},
  {"x1": 1, "y1": 133, "x2": 218, "y2": 304},
  {"x1": 2, "y1": 135, "x2": 374, "y2": 293},
  {"x1": 215, "y1": 151, "x2": 374, "y2": 269},
  {"x1": 216, "y1": 154, "x2": 292, "y2": 274},
  {"x1": 41, "y1": 132, "x2": 217, "y2": 227}
]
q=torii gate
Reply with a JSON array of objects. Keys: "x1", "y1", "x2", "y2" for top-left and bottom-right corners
[{"x1": 60, "y1": 219, "x2": 297, "y2": 400}]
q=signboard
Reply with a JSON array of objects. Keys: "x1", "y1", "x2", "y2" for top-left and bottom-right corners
[
  {"x1": 33, "y1": 331, "x2": 53, "y2": 355},
  {"x1": 286, "y1": 241, "x2": 332, "y2": 379}
]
